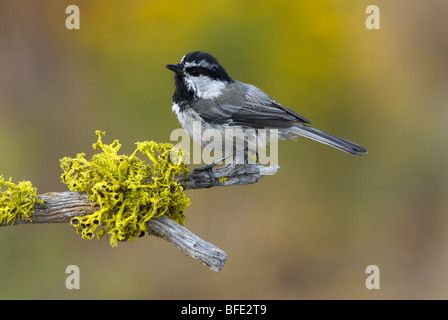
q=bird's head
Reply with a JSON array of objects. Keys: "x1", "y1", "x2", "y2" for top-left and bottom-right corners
[{"x1": 166, "y1": 51, "x2": 233, "y2": 102}]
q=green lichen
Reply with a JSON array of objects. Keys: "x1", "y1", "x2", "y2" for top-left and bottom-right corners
[
  {"x1": 0, "y1": 176, "x2": 44, "y2": 225},
  {"x1": 60, "y1": 130, "x2": 190, "y2": 247},
  {"x1": 218, "y1": 177, "x2": 228, "y2": 183}
]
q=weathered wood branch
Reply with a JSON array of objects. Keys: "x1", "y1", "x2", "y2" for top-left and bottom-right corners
[
  {"x1": 1, "y1": 164, "x2": 279, "y2": 272},
  {"x1": 27, "y1": 191, "x2": 228, "y2": 272},
  {"x1": 178, "y1": 163, "x2": 279, "y2": 189}
]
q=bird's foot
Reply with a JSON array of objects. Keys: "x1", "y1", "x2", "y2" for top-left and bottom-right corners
[{"x1": 192, "y1": 156, "x2": 228, "y2": 180}]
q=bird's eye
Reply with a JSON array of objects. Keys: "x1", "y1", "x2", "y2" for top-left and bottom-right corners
[{"x1": 189, "y1": 67, "x2": 200, "y2": 77}]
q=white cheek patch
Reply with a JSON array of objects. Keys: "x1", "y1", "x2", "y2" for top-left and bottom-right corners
[{"x1": 184, "y1": 75, "x2": 226, "y2": 99}]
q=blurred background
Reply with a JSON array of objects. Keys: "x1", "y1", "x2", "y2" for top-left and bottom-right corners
[{"x1": 0, "y1": 0, "x2": 447, "y2": 299}]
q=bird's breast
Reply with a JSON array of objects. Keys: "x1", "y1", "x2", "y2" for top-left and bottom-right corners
[{"x1": 172, "y1": 103, "x2": 205, "y2": 146}]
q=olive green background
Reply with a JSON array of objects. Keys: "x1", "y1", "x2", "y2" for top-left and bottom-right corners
[{"x1": 1, "y1": 0, "x2": 447, "y2": 299}]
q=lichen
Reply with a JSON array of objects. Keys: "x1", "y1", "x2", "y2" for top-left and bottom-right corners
[
  {"x1": 0, "y1": 176, "x2": 44, "y2": 225},
  {"x1": 218, "y1": 177, "x2": 228, "y2": 183},
  {"x1": 60, "y1": 130, "x2": 190, "y2": 247}
]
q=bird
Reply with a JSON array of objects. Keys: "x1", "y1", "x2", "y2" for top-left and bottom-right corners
[{"x1": 165, "y1": 51, "x2": 367, "y2": 168}]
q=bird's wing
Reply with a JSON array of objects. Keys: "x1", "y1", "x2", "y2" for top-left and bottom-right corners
[{"x1": 190, "y1": 81, "x2": 311, "y2": 128}]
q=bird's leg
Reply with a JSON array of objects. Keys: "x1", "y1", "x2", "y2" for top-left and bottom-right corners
[
  {"x1": 192, "y1": 142, "x2": 260, "y2": 178},
  {"x1": 243, "y1": 145, "x2": 259, "y2": 164},
  {"x1": 193, "y1": 156, "x2": 228, "y2": 181},
  {"x1": 243, "y1": 146, "x2": 249, "y2": 164},
  {"x1": 254, "y1": 149, "x2": 260, "y2": 164}
]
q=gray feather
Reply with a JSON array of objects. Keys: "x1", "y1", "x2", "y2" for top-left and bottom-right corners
[
  {"x1": 191, "y1": 81, "x2": 311, "y2": 128},
  {"x1": 190, "y1": 80, "x2": 367, "y2": 157},
  {"x1": 283, "y1": 125, "x2": 368, "y2": 157}
]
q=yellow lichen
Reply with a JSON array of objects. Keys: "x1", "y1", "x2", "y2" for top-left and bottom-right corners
[
  {"x1": 60, "y1": 130, "x2": 190, "y2": 247},
  {"x1": 0, "y1": 176, "x2": 44, "y2": 225}
]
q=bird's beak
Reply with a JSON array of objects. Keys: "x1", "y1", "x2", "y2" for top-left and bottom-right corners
[{"x1": 165, "y1": 63, "x2": 183, "y2": 74}]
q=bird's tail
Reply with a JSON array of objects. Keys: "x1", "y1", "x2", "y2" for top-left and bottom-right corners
[{"x1": 285, "y1": 125, "x2": 368, "y2": 157}]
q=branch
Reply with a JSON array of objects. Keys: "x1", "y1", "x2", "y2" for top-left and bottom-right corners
[
  {"x1": 2, "y1": 164, "x2": 279, "y2": 272},
  {"x1": 179, "y1": 163, "x2": 279, "y2": 190},
  {"x1": 28, "y1": 191, "x2": 228, "y2": 272}
]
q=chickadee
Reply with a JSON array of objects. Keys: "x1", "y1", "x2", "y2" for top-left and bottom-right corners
[{"x1": 166, "y1": 51, "x2": 367, "y2": 167}]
